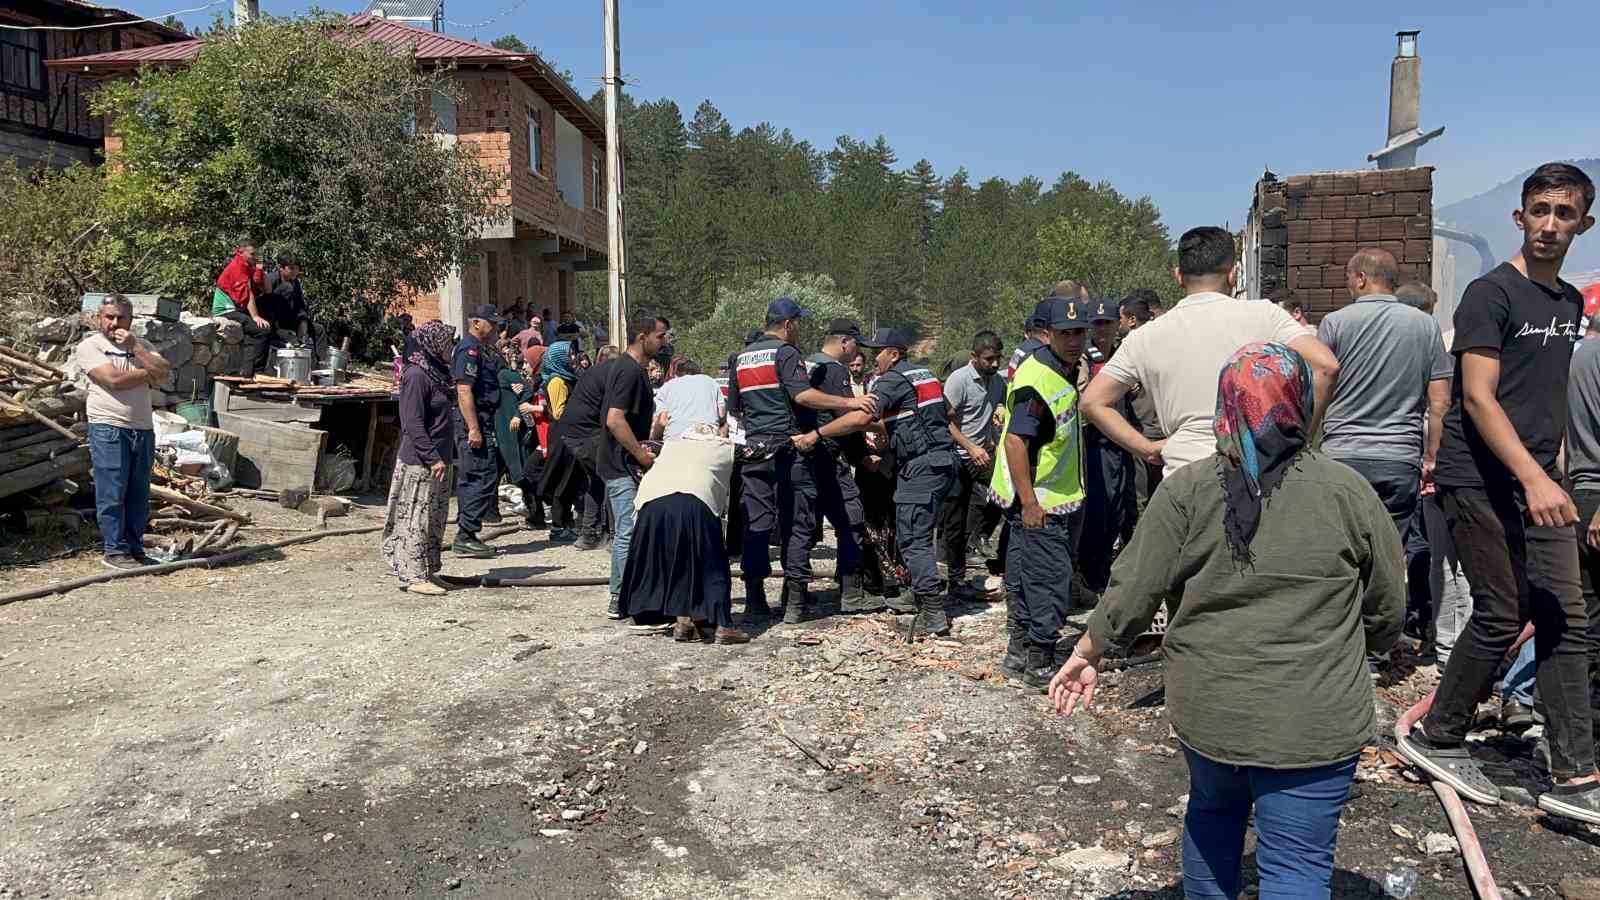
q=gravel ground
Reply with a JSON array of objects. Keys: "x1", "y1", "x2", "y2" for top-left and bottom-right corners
[{"x1": 2, "y1": 495, "x2": 1599, "y2": 899}]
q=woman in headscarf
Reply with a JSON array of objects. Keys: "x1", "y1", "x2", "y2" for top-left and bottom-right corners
[
  {"x1": 496, "y1": 344, "x2": 547, "y2": 529},
  {"x1": 539, "y1": 338, "x2": 579, "y2": 420},
  {"x1": 1046, "y1": 342, "x2": 1403, "y2": 900},
  {"x1": 617, "y1": 423, "x2": 750, "y2": 645},
  {"x1": 382, "y1": 320, "x2": 459, "y2": 596}
]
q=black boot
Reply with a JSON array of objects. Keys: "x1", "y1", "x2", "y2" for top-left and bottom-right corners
[
  {"x1": 1000, "y1": 596, "x2": 1027, "y2": 679},
  {"x1": 838, "y1": 573, "x2": 879, "y2": 614},
  {"x1": 743, "y1": 579, "x2": 773, "y2": 624},
  {"x1": 1019, "y1": 642, "x2": 1058, "y2": 692},
  {"x1": 781, "y1": 579, "x2": 812, "y2": 625},
  {"x1": 907, "y1": 592, "x2": 951, "y2": 641},
  {"x1": 451, "y1": 533, "x2": 495, "y2": 558}
]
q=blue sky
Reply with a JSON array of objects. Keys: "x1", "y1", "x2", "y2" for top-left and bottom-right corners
[{"x1": 153, "y1": 0, "x2": 1600, "y2": 238}]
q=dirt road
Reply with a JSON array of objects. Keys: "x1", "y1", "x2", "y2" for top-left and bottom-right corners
[{"x1": 2, "y1": 497, "x2": 1597, "y2": 899}]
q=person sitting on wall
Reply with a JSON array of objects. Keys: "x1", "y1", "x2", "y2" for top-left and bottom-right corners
[
  {"x1": 261, "y1": 255, "x2": 314, "y2": 349},
  {"x1": 211, "y1": 238, "x2": 273, "y2": 378}
]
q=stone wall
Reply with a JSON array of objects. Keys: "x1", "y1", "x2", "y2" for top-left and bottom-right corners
[{"x1": 30, "y1": 312, "x2": 246, "y2": 410}]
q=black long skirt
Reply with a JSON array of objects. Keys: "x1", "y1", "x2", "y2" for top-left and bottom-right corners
[{"x1": 618, "y1": 493, "x2": 733, "y2": 628}]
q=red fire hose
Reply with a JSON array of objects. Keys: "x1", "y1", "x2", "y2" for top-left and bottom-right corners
[{"x1": 1393, "y1": 622, "x2": 1535, "y2": 900}]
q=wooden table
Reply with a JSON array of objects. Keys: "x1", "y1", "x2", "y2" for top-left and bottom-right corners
[{"x1": 211, "y1": 375, "x2": 397, "y2": 492}]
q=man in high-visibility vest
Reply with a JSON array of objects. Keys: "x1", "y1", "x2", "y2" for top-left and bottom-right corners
[{"x1": 990, "y1": 296, "x2": 1089, "y2": 689}]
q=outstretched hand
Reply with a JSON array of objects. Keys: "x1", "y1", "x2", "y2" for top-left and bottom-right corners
[{"x1": 1048, "y1": 653, "x2": 1099, "y2": 716}]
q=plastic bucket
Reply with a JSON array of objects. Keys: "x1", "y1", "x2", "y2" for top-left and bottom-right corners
[{"x1": 176, "y1": 400, "x2": 211, "y2": 427}]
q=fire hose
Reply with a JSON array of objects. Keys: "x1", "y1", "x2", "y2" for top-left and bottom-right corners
[{"x1": 1392, "y1": 622, "x2": 1535, "y2": 900}]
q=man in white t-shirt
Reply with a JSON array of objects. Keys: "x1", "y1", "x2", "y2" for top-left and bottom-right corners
[
  {"x1": 1082, "y1": 226, "x2": 1340, "y2": 477},
  {"x1": 75, "y1": 294, "x2": 174, "y2": 570},
  {"x1": 651, "y1": 359, "x2": 725, "y2": 440}
]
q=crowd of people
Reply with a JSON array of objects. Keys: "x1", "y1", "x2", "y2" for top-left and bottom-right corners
[{"x1": 314, "y1": 160, "x2": 1597, "y2": 896}]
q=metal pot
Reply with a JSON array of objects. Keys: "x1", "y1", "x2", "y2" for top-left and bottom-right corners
[
  {"x1": 273, "y1": 347, "x2": 315, "y2": 383},
  {"x1": 310, "y1": 368, "x2": 346, "y2": 387},
  {"x1": 322, "y1": 347, "x2": 351, "y2": 373}
]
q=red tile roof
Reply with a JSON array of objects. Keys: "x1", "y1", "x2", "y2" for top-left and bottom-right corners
[{"x1": 47, "y1": 14, "x2": 603, "y2": 142}]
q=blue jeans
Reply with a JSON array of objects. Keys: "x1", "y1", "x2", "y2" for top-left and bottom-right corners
[
  {"x1": 1500, "y1": 639, "x2": 1537, "y2": 706},
  {"x1": 605, "y1": 477, "x2": 638, "y2": 599},
  {"x1": 1182, "y1": 746, "x2": 1356, "y2": 900},
  {"x1": 87, "y1": 423, "x2": 155, "y2": 557}
]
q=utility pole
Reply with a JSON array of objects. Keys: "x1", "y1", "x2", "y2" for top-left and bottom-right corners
[
  {"x1": 602, "y1": 0, "x2": 628, "y2": 350},
  {"x1": 232, "y1": 0, "x2": 258, "y2": 28}
]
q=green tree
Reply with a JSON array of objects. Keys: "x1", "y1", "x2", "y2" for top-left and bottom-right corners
[
  {"x1": 490, "y1": 34, "x2": 528, "y2": 52},
  {"x1": 90, "y1": 16, "x2": 499, "y2": 357},
  {"x1": 675, "y1": 272, "x2": 862, "y2": 371},
  {"x1": 0, "y1": 161, "x2": 107, "y2": 336}
]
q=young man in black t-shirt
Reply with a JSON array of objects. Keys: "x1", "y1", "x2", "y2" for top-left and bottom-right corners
[
  {"x1": 1399, "y1": 163, "x2": 1600, "y2": 824},
  {"x1": 598, "y1": 315, "x2": 670, "y2": 619}
]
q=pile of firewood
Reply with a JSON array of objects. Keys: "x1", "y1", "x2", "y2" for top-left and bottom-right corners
[
  {"x1": 147, "y1": 463, "x2": 251, "y2": 557},
  {"x1": 0, "y1": 344, "x2": 89, "y2": 503}
]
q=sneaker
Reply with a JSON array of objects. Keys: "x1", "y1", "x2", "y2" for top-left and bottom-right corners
[
  {"x1": 404, "y1": 581, "x2": 448, "y2": 596},
  {"x1": 1537, "y1": 782, "x2": 1600, "y2": 825},
  {"x1": 452, "y1": 535, "x2": 495, "y2": 558},
  {"x1": 101, "y1": 553, "x2": 142, "y2": 571},
  {"x1": 1396, "y1": 725, "x2": 1501, "y2": 805},
  {"x1": 606, "y1": 595, "x2": 623, "y2": 620}
]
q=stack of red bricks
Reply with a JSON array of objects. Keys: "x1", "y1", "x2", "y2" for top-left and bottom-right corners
[{"x1": 1254, "y1": 166, "x2": 1433, "y2": 322}]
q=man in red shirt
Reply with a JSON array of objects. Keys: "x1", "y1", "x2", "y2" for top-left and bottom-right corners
[{"x1": 211, "y1": 240, "x2": 272, "y2": 378}]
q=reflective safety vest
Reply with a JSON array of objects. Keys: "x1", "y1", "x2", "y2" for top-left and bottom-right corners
[
  {"x1": 990, "y1": 352, "x2": 1085, "y2": 513},
  {"x1": 732, "y1": 336, "x2": 795, "y2": 438},
  {"x1": 878, "y1": 361, "x2": 954, "y2": 460}
]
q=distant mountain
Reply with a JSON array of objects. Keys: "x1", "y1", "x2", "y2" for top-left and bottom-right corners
[{"x1": 1437, "y1": 159, "x2": 1600, "y2": 275}]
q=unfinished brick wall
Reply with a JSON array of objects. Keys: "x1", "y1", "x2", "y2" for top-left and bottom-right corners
[{"x1": 1253, "y1": 167, "x2": 1433, "y2": 323}]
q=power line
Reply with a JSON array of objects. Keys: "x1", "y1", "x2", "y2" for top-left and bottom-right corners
[
  {"x1": 0, "y1": 0, "x2": 225, "y2": 31},
  {"x1": 443, "y1": 0, "x2": 533, "y2": 31}
]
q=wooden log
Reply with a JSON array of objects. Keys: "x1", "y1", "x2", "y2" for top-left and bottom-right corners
[
  {"x1": 0, "y1": 446, "x2": 91, "y2": 500},
  {"x1": 149, "y1": 484, "x2": 251, "y2": 523},
  {"x1": 0, "y1": 343, "x2": 64, "y2": 380},
  {"x1": 0, "y1": 436, "x2": 80, "y2": 472},
  {"x1": 0, "y1": 423, "x2": 50, "y2": 450},
  {"x1": 0, "y1": 392, "x2": 81, "y2": 443}
]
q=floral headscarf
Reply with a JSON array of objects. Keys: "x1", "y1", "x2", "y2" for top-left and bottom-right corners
[
  {"x1": 1213, "y1": 341, "x2": 1313, "y2": 566},
  {"x1": 407, "y1": 320, "x2": 456, "y2": 389}
]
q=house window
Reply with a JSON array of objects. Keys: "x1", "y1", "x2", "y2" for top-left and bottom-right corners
[
  {"x1": 527, "y1": 106, "x2": 543, "y2": 174},
  {"x1": 591, "y1": 154, "x2": 602, "y2": 208},
  {"x1": 0, "y1": 30, "x2": 46, "y2": 99}
]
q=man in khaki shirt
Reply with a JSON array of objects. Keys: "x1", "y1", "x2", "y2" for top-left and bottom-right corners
[
  {"x1": 75, "y1": 295, "x2": 172, "y2": 569},
  {"x1": 1082, "y1": 226, "x2": 1340, "y2": 478}
]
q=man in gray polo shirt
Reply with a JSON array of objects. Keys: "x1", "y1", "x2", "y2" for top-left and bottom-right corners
[
  {"x1": 1320, "y1": 248, "x2": 1452, "y2": 675},
  {"x1": 941, "y1": 329, "x2": 1006, "y2": 595}
]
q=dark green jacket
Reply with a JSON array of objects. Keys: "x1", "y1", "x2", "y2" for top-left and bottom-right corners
[
  {"x1": 1088, "y1": 450, "x2": 1404, "y2": 769},
  {"x1": 495, "y1": 367, "x2": 536, "y2": 483}
]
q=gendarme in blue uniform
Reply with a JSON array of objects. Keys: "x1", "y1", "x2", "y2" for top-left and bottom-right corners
[{"x1": 451, "y1": 325, "x2": 505, "y2": 540}]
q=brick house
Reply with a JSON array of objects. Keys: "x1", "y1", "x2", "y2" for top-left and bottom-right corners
[
  {"x1": 49, "y1": 14, "x2": 608, "y2": 330},
  {"x1": 0, "y1": 0, "x2": 186, "y2": 168},
  {"x1": 1244, "y1": 166, "x2": 1434, "y2": 324}
]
